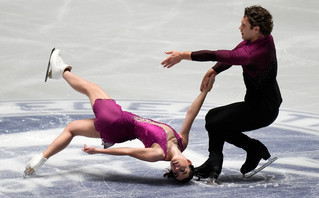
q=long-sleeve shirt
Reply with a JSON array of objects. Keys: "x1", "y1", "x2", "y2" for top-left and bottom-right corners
[{"x1": 191, "y1": 35, "x2": 282, "y2": 108}]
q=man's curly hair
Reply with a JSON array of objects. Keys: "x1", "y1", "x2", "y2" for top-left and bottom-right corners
[{"x1": 244, "y1": 5, "x2": 273, "y2": 36}]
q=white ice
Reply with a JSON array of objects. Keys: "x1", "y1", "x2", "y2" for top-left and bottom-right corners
[{"x1": 1, "y1": 0, "x2": 319, "y2": 197}]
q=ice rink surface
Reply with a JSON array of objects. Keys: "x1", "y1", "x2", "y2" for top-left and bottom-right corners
[{"x1": 1, "y1": 0, "x2": 319, "y2": 197}]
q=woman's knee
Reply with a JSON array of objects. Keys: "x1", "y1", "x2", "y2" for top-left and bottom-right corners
[{"x1": 64, "y1": 121, "x2": 81, "y2": 137}]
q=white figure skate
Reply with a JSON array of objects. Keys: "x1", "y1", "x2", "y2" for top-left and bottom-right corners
[
  {"x1": 45, "y1": 48, "x2": 72, "y2": 81},
  {"x1": 23, "y1": 153, "x2": 47, "y2": 177}
]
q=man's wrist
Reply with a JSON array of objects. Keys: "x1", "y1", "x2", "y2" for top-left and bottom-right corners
[
  {"x1": 211, "y1": 68, "x2": 218, "y2": 76},
  {"x1": 182, "y1": 51, "x2": 192, "y2": 60}
]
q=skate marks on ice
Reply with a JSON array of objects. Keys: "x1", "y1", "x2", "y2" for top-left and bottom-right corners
[
  {"x1": 191, "y1": 158, "x2": 285, "y2": 188},
  {"x1": 208, "y1": 172, "x2": 284, "y2": 188},
  {"x1": 1, "y1": 100, "x2": 319, "y2": 197},
  {"x1": 192, "y1": 156, "x2": 319, "y2": 188}
]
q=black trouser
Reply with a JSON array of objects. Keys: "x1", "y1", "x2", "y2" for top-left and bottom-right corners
[{"x1": 205, "y1": 101, "x2": 279, "y2": 157}]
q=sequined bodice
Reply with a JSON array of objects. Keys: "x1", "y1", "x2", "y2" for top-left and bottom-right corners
[{"x1": 131, "y1": 114, "x2": 184, "y2": 159}]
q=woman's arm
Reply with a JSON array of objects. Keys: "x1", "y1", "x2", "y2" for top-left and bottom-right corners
[
  {"x1": 82, "y1": 144, "x2": 165, "y2": 162},
  {"x1": 179, "y1": 75, "x2": 215, "y2": 148}
]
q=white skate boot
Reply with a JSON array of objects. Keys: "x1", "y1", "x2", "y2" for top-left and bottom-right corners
[
  {"x1": 24, "y1": 153, "x2": 48, "y2": 177},
  {"x1": 47, "y1": 48, "x2": 72, "y2": 80}
]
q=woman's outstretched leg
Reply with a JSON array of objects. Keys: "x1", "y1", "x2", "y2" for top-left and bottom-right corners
[
  {"x1": 62, "y1": 71, "x2": 111, "y2": 107},
  {"x1": 48, "y1": 48, "x2": 111, "y2": 107}
]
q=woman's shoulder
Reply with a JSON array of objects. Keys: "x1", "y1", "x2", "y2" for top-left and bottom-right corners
[{"x1": 151, "y1": 143, "x2": 166, "y2": 161}]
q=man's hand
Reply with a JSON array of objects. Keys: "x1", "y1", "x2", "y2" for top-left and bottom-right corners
[
  {"x1": 200, "y1": 68, "x2": 217, "y2": 91},
  {"x1": 161, "y1": 51, "x2": 191, "y2": 68},
  {"x1": 202, "y1": 74, "x2": 215, "y2": 93}
]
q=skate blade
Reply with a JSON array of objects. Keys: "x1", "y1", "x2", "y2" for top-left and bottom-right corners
[
  {"x1": 23, "y1": 168, "x2": 35, "y2": 179},
  {"x1": 23, "y1": 170, "x2": 29, "y2": 179},
  {"x1": 243, "y1": 157, "x2": 278, "y2": 178},
  {"x1": 195, "y1": 176, "x2": 220, "y2": 185},
  {"x1": 207, "y1": 178, "x2": 219, "y2": 185},
  {"x1": 45, "y1": 47, "x2": 55, "y2": 82}
]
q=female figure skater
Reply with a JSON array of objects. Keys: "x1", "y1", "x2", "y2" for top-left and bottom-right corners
[{"x1": 24, "y1": 48, "x2": 215, "y2": 183}]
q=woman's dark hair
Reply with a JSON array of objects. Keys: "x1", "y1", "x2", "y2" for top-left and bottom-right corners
[
  {"x1": 244, "y1": 5, "x2": 273, "y2": 36},
  {"x1": 163, "y1": 164, "x2": 195, "y2": 184}
]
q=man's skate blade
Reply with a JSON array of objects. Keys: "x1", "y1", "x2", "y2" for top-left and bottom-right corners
[
  {"x1": 194, "y1": 176, "x2": 220, "y2": 185},
  {"x1": 243, "y1": 157, "x2": 278, "y2": 178},
  {"x1": 45, "y1": 48, "x2": 55, "y2": 82}
]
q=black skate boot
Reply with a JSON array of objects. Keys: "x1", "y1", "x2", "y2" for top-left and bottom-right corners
[
  {"x1": 194, "y1": 152, "x2": 223, "y2": 180},
  {"x1": 240, "y1": 139, "x2": 271, "y2": 175}
]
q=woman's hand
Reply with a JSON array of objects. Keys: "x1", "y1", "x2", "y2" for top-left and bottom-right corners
[
  {"x1": 201, "y1": 73, "x2": 215, "y2": 93},
  {"x1": 82, "y1": 144, "x2": 99, "y2": 154},
  {"x1": 200, "y1": 68, "x2": 217, "y2": 91}
]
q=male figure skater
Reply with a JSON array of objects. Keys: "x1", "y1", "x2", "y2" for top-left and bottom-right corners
[{"x1": 161, "y1": 5, "x2": 282, "y2": 180}]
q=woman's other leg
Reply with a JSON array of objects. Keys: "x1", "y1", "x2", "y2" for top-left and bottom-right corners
[
  {"x1": 25, "y1": 119, "x2": 100, "y2": 175},
  {"x1": 42, "y1": 119, "x2": 100, "y2": 159}
]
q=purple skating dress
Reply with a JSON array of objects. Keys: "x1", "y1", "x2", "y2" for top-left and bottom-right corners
[{"x1": 93, "y1": 99, "x2": 184, "y2": 159}]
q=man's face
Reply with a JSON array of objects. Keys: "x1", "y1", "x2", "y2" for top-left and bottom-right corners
[{"x1": 239, "y1": 16, "x2": 260, "y2": 42}]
